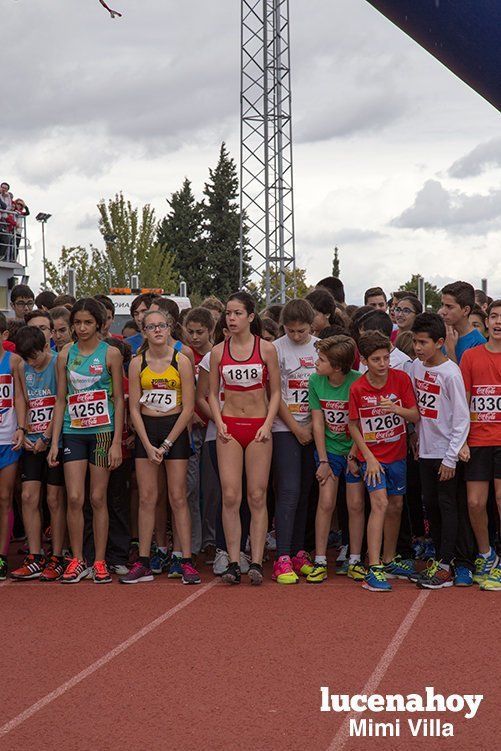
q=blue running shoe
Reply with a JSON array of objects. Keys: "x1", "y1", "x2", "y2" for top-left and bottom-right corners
[
  {"x1": 423, "y1": 539, "x2": 436, "y2": 560},
  {"x1": 383, "y1": 555, "x2": 416, "y2": 580},
  {"x1": 168, "y1": 555, "x2": 183, "y2": 579},
  {"x1": 150, "y1": 548, "x2": 169, "y2": 576},
  {"x1": 362, "y1": 565, "x2": 392, "y2": 592},
  {"x1": 473, "y1": 548, "x2": 499, "y2": 584},
  {"x1": 454, "y1": 565, "x2": 473, "y2": 587},
  {"x1": 335, "y1": 559, "x2": 349, "y2": 576}
]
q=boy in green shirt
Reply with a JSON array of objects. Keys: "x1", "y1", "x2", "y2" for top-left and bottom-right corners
[{"x1": 307, "y1": 335, "x2": 365, "y2": 583}]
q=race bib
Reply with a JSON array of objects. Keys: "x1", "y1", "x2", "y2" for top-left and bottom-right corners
[
  {"x1": 68, "y1": 390, "x2": 111, "y2": 429},
  {"x1": 222, "y1": 364, "x2": 263, "y2": 389},
  {"x1": 470, "y1": 385, "x2": 501, "y2": 423},
  {"x1": 287, "y1": 378, "x2": 310, "y2": 414},
  {"x1": 28, "y1": 395, "x2": 56, "y2": 434},
  {"x1": 0, "y1": 374, "x2": 13, "y2": 409},
  {"x1": 140, "y1": 389, "x2": 176, "y2": 413},
  {"x1": 320, "y1": 399, "x2": 349, "y2": 434},
  {"x1": 359, "y1": 401, "x2": 405, "y2": 443},
  {"x1": 415, "y1": 377, "x2": 440, "y2": 420}
]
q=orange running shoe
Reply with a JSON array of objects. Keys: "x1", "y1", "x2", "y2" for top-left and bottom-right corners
[
  {"x1": 40, "y1": 555, "x2": 66, "y2": 582},
  {"x1": 92, "y1": 560, "x2": 112, "y2": 584},
  {"x1": 61, "y1": 557, "x2": 89, "y2": 584},
  {"x1": 11, "y1": 554, "x2": 45, "y2": 580}
]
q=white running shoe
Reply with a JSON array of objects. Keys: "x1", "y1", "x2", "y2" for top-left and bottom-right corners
[
  {"x1": 337, "y1": 544, "x2": 348, "y2": 563},
  {"x1": 266, "y1": 531, "x2": 277, "y2": 551},
  {"x1": 213, "y1": 548, "x2": 230, "y2": 576}
]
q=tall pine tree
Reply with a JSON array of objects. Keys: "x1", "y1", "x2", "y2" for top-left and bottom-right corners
[
  {"x1": 201, "y1": 143, "x2": 250, "y2": 299},
  {"x1": 157, "y1": 179, "x2": 207, "y2": 297}
]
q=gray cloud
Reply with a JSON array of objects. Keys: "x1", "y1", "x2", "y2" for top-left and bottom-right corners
[
  {"x1": 448, "y1": 138, "x2": 501, "y2": 178},
  {"x1": 391, "y1": 179, "x2": 501, "y2": 234}
]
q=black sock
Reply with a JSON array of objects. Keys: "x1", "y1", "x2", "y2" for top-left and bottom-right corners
[
  {"x1": 139, "y1": 556, "x2": 150, "y2": 568},
  {"x1": 181, "y1": 557, "x2": 192, "y2": 565}
]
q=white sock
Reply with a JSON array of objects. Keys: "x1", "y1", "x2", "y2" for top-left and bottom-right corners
[
  {"x1": 315, "y1": 555, "x2": 327, "y2": 565},
  {"x1": 349, "y1": 555, "x2": 361, "y2": 565},
  {"x1": 172, "y1": 550, "x2": 182, "y2": 559},
  {"x1": 479, "y1": 547, "x2": 492, "y2": 559},
  {"x1": 158, "y1": 547, "x2": 168, "y2": 554},
  {"x1": 439, "y1": 562, "x2": 450, "y2": 571}
]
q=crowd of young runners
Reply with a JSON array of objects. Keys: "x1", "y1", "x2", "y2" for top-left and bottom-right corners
[{"x1": 1, "y1": 276, "x2": 500, "y2": 592}]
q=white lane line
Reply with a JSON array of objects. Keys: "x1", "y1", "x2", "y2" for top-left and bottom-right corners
[
  {"x1": 0, "y1": 579, "x2": 217, "y2": 738},
  {"x1": 326, "y1": 590, "x2": 430, "y2": 751}
]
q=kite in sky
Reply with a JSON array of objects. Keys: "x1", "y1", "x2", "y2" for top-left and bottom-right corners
[{"x1": 98, "y1": 0, "x2": 122, "y2": 18}]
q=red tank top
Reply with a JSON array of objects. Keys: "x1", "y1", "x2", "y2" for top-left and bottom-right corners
[{"x1": 220, "y1": 336, "x2": 268, "y2": 392}]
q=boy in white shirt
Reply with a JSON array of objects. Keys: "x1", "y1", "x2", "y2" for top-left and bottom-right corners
[{"x1": 410, "y1": 313, "x2": 470, "y2": 588}]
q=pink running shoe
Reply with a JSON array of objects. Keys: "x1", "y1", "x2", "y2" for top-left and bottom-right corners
[
  {"x1": 291, "y1": 550, "x2": 314, "y2": 577},
  {"x1": 181, "y1": 562, "x2": 201, "y2": 585},
  {"x1": 272, "y1": 555, "x2": 299, "y2": 585}
]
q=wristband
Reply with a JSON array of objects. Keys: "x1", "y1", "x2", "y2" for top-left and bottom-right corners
[
  {"x1": 40, "y1": 434, "x2": 51, "y2": 445},
  {"x1": 17, "y1": 425, "x2": 27, "y2": 434},
  {"x1": 161, "y1": 439, "x2": 173, "y2": 452},
  {"x1": 318, "y1": 460, "x2": 329, "y2": 465}
]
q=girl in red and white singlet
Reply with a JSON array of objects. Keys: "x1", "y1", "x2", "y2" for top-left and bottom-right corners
[{"x1": 209, "y1": 292, "x2": 281, "y2": 584}]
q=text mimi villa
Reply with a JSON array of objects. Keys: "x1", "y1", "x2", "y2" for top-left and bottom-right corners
[{"x1": 320, "y1": 686, "x2": 483, "y2": 738}]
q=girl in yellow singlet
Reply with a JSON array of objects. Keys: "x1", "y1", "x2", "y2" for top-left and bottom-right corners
[{"x1": 122, "y1": 310, "x2": 200, "y2": 585}]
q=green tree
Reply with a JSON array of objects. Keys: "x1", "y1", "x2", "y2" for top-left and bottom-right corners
[
  {"x1": 399, "y1": 274, "x2": 441, "y2": 311},
  {"x1": 98, "y1": 192, "x2": 178, "y2": 292},
  {"x1": 157, "y1": 178, "x2": 207, "y2": 297},
  {"x1": 46, "y1": 245, "x2": 108, "y2": 297},
  {"x1": 255, "y1": 267, "x2": 309, "y2": 307},
  {"x1": 332, "y1": 246, "x2": 340, "y2": 278},
  {"x1": 201, "y1": 143, "x2": 250, "y2": 299}
]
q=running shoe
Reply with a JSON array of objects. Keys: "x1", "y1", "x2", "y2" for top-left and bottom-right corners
[
  {"x1": 306, "y1": 562, "x2": 327, "y2": 584},
  {"x1": 383, "y1": 555, "x2": 416, "y2": 580},
  {"x1": 109, "y1": 564, "x2": 129, "y2": 576},
  {"x1": 454, "y1": 565, "x2": 473, "y2": 587},
  {"x1": 181, "y1": 562, "x2": 201, "y2": 585},
  {"x1": 347, "y1": 561, "x2": 366, "y2": 581},
  {"x1": 412, "y1": 538, "x2": 426, "y2": 559},
  {"x1": 119, "y1": 562, "x2": 154, "y2": 584},
  {"x1": 417, "y1": 560, "x2": 453, "y2": 589},
  {"x1": 0, "y1": 556, "x2": 8, "y2": 581},
  {"x1": 222, "y1": 561, "x2": 241, "y2": 585},
  {"x1": 272, "y1": 555, "x2": 299, "y2": 585},
  {"x1": 327, "y1": 530, "x2": 342, "y2": 548},
  {"x1": 423, "y1": 539, "x2": 436, "y2": 560},
  {"x1": 291, "y1": 550, "x2": 313, "y2": 577},
  {"x1": 213, "y1": 548, "x2": 229, "y2": 576},
  {"x1": 362, "y1": 565, "x2": 392, "y2": 592},
  {"x1": 248, "y1": 562, "x2": 264, "y2": 585},
  {"x1": 40, "y1": 555, "x2": 66, "y2": 582},
  {"x1": 150, "y1": 548, "x2": 169, "y2": 576},
  {"x1": 239, "y1": 551, "x2": 251, "y2": 575},
  {"x1": 336, "y1": 544, "x2": 348, "y2": 563},
  {"x1": 473, "y1": 549, "x2": 499, "y2": 584},
  {"x1": 480, "y1": 565, "x2": 501, "y2": 591},
  {"x1": 61, "y1": 558, "x2": 90, "y2": 584},
  {"x1": 11, "y1": 554, "x2": 45, "y2": 580},
  {"x1": 335, "y1": 559, "x2": 349, "y2": 576},
  {"x1": 167, "y1": 555, "x2": 183, "y2": 579},
  {"x1": 93, "y1": 560, "x2": 112, "y2": 584},
  {"x1": 43, "y1": 525, "x2": 52, "y2": 543},
  {"x1": 265, "y1": 531, "x2": 277, "y2": 551}
]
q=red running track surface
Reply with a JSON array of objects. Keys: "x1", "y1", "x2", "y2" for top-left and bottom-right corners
[{"x1": 0, "y1": 571, "x2": 498, "y2": 751}]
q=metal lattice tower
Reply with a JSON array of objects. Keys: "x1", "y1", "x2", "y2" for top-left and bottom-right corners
[{"x1": 240, "y1": 0, "x2": 296, "y2": 304}]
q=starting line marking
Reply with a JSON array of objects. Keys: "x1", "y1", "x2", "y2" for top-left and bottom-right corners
[
  {"x1": 0, "y1": 579, "x2": 217, "y2": 738},
  {"x1": 326, "y1": 590, "x2": 430, "y2": 751}
]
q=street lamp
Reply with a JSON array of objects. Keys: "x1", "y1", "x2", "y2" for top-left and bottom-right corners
[{"x1": 36, "y1": 213, "x2": 52, "y2": 288}]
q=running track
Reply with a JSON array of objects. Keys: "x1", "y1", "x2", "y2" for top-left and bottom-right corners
[{"x1": 1, "y1": 557, "x2": 498, "y2": 751}]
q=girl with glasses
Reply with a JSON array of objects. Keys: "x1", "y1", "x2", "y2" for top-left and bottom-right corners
[
  {"x1": 395, "y1": 296, "x2": 423, "y2": 333},
  {"x1": 121, "y1": 309, "x2": 200, "y2": 585}
]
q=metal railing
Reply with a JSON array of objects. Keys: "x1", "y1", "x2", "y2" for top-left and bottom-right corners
[{"x1": 0, "y1": 209, "x2": 28, "y2": 267}]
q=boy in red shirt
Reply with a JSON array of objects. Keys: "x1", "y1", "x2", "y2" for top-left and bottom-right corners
[
  {"x1": 349, "y1": 331, "x2": 419, "y2": 591},
  {"x1": 460, "y1": 299, "x2": 501, "y2": 590}
]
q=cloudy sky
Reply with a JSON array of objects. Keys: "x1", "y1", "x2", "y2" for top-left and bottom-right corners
[{"x1": 3, "y1": 0, "x2": 501, "y2": 302}]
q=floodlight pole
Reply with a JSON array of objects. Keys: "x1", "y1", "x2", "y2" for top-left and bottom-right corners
[{"x1": 36, "y1": 213, "x2": 52, "y2": 288}]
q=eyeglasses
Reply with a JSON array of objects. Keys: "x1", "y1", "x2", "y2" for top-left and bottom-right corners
[
  {"x1": 144, "y1": 322, "x2": 169, "y2": 332},
  {"x1": 394, "y1": 307, "x2": 415, "y2": 315},
  {"x1": 14, "y1": 300, "x2": 34, "y2": 309}
]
